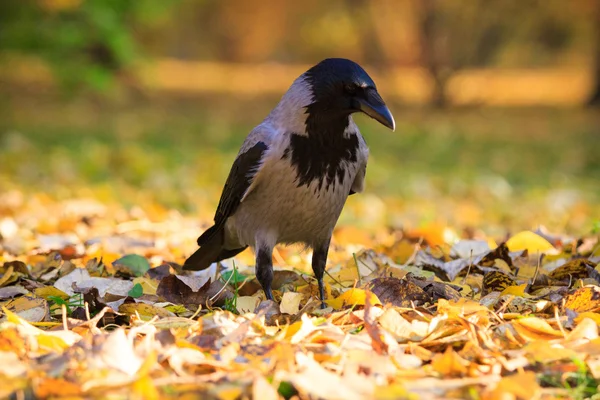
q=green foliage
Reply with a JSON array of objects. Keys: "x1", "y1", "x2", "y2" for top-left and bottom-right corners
[
  {"x1": 539, "y1": 358, "x2": 600, "y2": 400},
  {"x1": 0, "y1": 0, "x2": 177, "y2": 91},
  {"x1": 128, "y1": 283, "x2": 144, "y2": 298},
  {"x1": 221, "y1": 261, "x2": 241, "y2": 314},
  {"x1": 48, "y1": 293, "x2": 84, "y2": 316},
  {"x1": 220, "y1": 268, "x2": 248, "y2": 286},
  {"x1": 113, "y1": 254, "x2": 150, "y2": 277}
]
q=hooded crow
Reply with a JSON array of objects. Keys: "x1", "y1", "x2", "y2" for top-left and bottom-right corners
[{"x1": 184, "y1": 58, "x2": 395, "y2": 306}]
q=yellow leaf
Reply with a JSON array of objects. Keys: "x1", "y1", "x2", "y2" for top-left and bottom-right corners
[
  {"x1": 34, "y1": 377, "x2": 81, "y2": 398},
  {"x1": 132, "y1": 375, "x2": 159, "y2": 400},
  {"x1": 512, "y1": 317, "x2": 564, "y2": 341},
  {"x1": 326, "y1": 288, "x2": 381, "y2": 310},
  {"x1": 506, "y1": 231, "x2": 555, "y2": 253},
  {"x1": 437, "y1": 298, "x2": 490, "y2": 317},
  {"x1": 523, "y1": 340, "x2": 577, "y2": 363},
  {"x1": 37, "y1": 334, "x2": 69, "y2": 352},
  {"x1": 0, "y1": 266, "x2": 14, "y2": 287},
  {"x1": 574, "y1": 312, "x2": 600, "y2": 326},
  {"x1": 132, "y1": 277, "x2": 159, "y2": 295},
  {"x1": 500, "y1": 284, "x2": 530, "y2": 298},
  {"x1": 163, "y1": 304, "x2": 188, "y2": 314},
  {"x1": 564, "y1": 286, "x2": 600, "y2": 313},
  {"x1": 431, "y1": 346, "x2": 470, "y2": 377},
  {"x1": 567, "y1": 318, "x2": 599, "y2": 341},
  {"x1": 34, "y1": 286, "x2": 69, "y2": 300},
  {"x1": 119, "y1": 303, "x2": 176, "y2": 320},
  {"x1": 486, "y1": 371, "x2": 540, "y2": 400}
]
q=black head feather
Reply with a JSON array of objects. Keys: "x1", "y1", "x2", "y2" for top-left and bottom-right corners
[{"x1": 304, "y1": 58, "x2": 377, "y2": 107}]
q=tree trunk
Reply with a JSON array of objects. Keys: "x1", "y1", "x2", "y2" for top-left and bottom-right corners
[
  {"x1": 587, "y1": 0, "x2": 600, "y2": 106},
  {"x1": 418, "y1": 0, "x2": 448, "y2": 108}
]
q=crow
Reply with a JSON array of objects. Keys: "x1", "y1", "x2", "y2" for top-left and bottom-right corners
[{"x1": 183, "y1": 58, "x2": 395, "y2": 306}]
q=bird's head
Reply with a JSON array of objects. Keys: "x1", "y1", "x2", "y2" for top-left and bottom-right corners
[{"x1": 303, "y1": 58, "x2": 395, "y2": 131}]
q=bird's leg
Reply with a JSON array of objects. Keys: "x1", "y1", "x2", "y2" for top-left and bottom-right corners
[
  {"x1": 256, "y1": 247, "x2": 274, "y2": 301},
  {"x1": 312, "y1": 239, "x2": 331, "y2": 309}
]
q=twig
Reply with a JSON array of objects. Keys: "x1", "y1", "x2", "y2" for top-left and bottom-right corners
[
  {"x1": 462, "y1": 249, "x2": 474, "y2": 285},
  {"x1": 554, "y1": 306, "x2": 567, "y2": 338},
  {"x1": 531, "y1": 251, "x2": 542, "y2": 286},
  {"x1": 209, "y1": 265, "x2": 236, "y2": 303},
  {"x1": 189, "y1": 304, "x2": 203, "y2": 320},
  {"x1": 324, "y1": 269, "x2": 349, "y2": 288},
  {"x1": 61, "y1": 304, "x2": 68, "y2": 331},
  {"x1": 353, "y1": 253, "x2": 362, "y2": 286},
  {"x1": 404, "y1": 237, "x2": 424, "y2": 265}
]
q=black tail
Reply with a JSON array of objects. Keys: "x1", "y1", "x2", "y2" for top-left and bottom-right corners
[{"x1": 183, "y1": 225, "x2": 247, "y2": 270}]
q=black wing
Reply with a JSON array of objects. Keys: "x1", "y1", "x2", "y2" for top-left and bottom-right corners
[{"x1": 197, "y1": 141, "x2": 268, "y2": 246}]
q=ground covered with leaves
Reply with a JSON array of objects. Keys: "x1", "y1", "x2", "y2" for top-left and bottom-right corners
[{"x1": 0, "y1": 193, "x2": 599, "y2": 399}]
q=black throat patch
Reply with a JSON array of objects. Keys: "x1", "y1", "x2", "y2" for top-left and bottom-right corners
[{"x1": 283, "y1": 124, "x2": 359, "y2": 191}]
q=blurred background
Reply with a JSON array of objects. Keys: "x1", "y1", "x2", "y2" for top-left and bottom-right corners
[{"x1": 0, "y1": 0, "x2": 598, "y2": 237}]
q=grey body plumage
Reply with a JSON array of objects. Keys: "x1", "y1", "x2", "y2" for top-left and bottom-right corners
[{"x1": 184, "y1": 58, "x2": 395, "y2": 306}]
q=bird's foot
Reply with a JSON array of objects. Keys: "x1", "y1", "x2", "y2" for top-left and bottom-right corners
[{"x1": 264, "y1": 287, "x2": 274, "y2": 301}]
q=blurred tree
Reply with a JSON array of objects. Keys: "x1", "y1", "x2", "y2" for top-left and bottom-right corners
[
  {"x1": 411, "y1": 0, "x2": 582, "y2": 107},
  {"x1": 587, "y1": 0, "x2": 600, "y2": 106},
  {"x1": 0, "y1": 0, "x2": 177, "y2": 92}
]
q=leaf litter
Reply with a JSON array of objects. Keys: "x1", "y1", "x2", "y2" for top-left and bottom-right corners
[{"x1": 0, "y1": 196, "x2": 599, "y2": 399}]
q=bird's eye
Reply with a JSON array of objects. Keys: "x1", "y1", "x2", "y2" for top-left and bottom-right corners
[{"x1": 344, "y1": 84, "x2": 357, "y2": 95}]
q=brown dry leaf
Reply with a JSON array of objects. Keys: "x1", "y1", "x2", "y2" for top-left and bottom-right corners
[
  {"x1": 482, "y1": 270, "x2": 516, "y2": 296},
  {"x1": 548, "y1": 258, "x2": 596, "y2": 282},
  {"x1": 156, "y1": 274, "x2": 232, "y2": 307},
  {"x1": 563, "y1": 286, "x2": 600, "y2": 313},
  {"x1": 364, "y1": 290, "x2": 388, "y2": 355},
  {"x1": 367, "y1": 277, "x2": 431, "y2": 307}
]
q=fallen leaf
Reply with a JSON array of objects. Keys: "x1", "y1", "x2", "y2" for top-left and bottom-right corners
[
  {"x1": 512, "y1": 317, "x2": 564, "y2": 341},
  {"x1": 112, "y1": 254, "x2": 151, "y2": 277},
  {"x1": 280, "y1": 292, "x2": 304, "y2": 315},
  {"x1": 0, "y1": 295, "x2": 48, "y2": 323},
  {"x1": 367, "y1": 277, "x2": 431, "y2": 307},
  {"x1": 564, "y1": 286, "x2": 600, "y2": 313},
  {"x1": 506, "y1": 231, "x2": 555, "y2": 253},
  {"x1": 157, "y1": 274, "x2": 232, "y2": 307},
  {"x1": 235, "y1": 295, "x2": 261, "y2": 314},
  {"x1": 326, "y1": 288, "x2": 381, "y2": 310},
  {"x1": 118, "y1": 302, "x2": 176, "y2": 319},
  {"x1": 482, "y1": 270, "x2": 516, "y2": 296},
  {"x1": 431, "y1": 346, "x2": 470, "y2": 377},
  {"x1": 484, "y1": 371, "x2": 540, "y2": 400}
]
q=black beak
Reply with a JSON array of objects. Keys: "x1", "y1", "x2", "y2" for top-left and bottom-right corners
[{"x1": 356, "y1": 88, "x2": 395, "y2": 131}]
